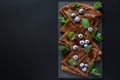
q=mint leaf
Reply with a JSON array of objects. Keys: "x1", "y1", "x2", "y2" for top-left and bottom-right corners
[
  {"x1": 82, "y1": 18, "x2": 90, "y2": 28},
  {"x1": 93, "y1": 1, "x2": 102, "y2": 9},
  {"x1": 68, "y1": 58, "x2": 77, "y2": 66},
  {"x1": 88, "y1": 63, "x2": 95, "y2": 72},
  {"x1": 91, "y1": 68, "x2": 101, "y2": 76},
  {"x1": 68, "y1": 31, "x2": 75, "y2": 40},
  {"x1": 89, "y1": 63, "x2": 101, "y2": 76},
  {"x1": 71, "y1": 3, "x2": 80, "y2": 9},
  {"x1": 85, "y1": 45, "x2": 92, "y2": 53},
  {"x1": 59, "y1": 16, "x2": 69, "y2": 24},
  {"x1": 94, "y1": 32, "x2": 103, "y2": 42},
  {"x1": 91, "y1": 30, "x2": 96, "y2": 38},
  {"x1": 59, "y1": 45, "x2": 70, "y2": 55}
]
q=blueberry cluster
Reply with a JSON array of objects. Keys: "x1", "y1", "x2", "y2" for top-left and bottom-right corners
[
  {"x1": 72, "y1": 33, "x2": 90, "y2": 51},
  {"x1": 78, "y1": 33, "x2": 90, "y2": 48},
  {"x1": 71, "y1": 8, "x2": 84, "y2": 23},
  {"x1": 79, "y1": 62, "x2": 88, "y2": 72}
]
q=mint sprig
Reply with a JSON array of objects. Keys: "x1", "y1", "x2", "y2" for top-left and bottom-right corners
[
  {"x1": 93, "y1": 1, "x2": 102, "y2": 9},
  {"x1": 59, "y1": 44, "x2": 70, "y2": 55},
  {"x1": 94, "y1": 32, "x2": 103, "y2": 42},
  {"x1": 71, "y1": 3, "x2": 80, "y2": 9},
  {"x1": 89, "y1": 63, "x2": 101, "y2": 76},
  {"x1": 90, "y1": 31, "x2": 103, "y2": 42},
  {"x1": 59, "y1": 16, "x2": 69, "y2": 24},
  {"x1": 91, "y1": 68, "x2": 101, "y2": 76}
]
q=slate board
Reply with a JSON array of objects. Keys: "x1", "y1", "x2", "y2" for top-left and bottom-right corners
[{"x1": 58, "y1": 2, "x2": 103, "y2": 79}]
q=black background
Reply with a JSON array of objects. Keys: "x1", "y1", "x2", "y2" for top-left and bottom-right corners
[{"x1": 0, "y1": 0, "x2": 119, "y2": 80}]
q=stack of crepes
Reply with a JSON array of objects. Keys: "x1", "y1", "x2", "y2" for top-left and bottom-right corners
[{"x1": 59, "y1": 2, "x2": 102, "y2": 77}]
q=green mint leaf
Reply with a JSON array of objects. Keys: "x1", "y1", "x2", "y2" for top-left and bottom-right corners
[
  {"x1": 88, "y1": 63, "x2": 95, "y2": 72},
  {"x1": 93, "y1": 1, "x2": 102, "y2": 9},
  {"x1": 64, "y1": 18, "x2": 69, "y2": 24},
  {"x1": 68, "y1": 31, "x2": 75, "y2": 41},
  {"x1": 59, "y1": 45, "x2": 70, "y2": 55},
  {"x1": 82, "y1": 18, "x2": 90, "y2": 28},
  {"x1": 68, "y1": 58, "x2": 77, "y2": 66},
  {"x1": 85, "y1": 45, "x2": 92, "y2": 53},
  {"x1": 71, "y1": 3, "x2": 80, "y2": 9},
  {"x1": 94, "y1": 32, "x2": 103, "y2": 42},
  {"x1": 90, "y1": 30, "x2": 96, "y2": 38},
  {"x1": 91, "y1": 68, "x2": 101, "y2": 76},
  {"x1": 59, "y1": 16, "x2": 69, "y2": 24}
]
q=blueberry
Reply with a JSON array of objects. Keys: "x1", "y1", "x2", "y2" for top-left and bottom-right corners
[
  {"x1": 71, "y1": 13, "x2": 76, "y2": 18},
  {"x1": 85, "y1": 64, "x2": 88, "y2": 67},
  {"x1": 73, "y1": 55, "x2": 79, "y2": 60},
  {"x1": 88, "y1": 27, "x2": 93, "y2": 32},
  {"x1": 79, "y1": 63, "x2": 85, "y2": 67},
  {"x1": 82, "y1": 67, "x2": 87, "y2": 72},
  {"x1": 74, "y1": 16, "x2": 80, "y2": 22},
  {"x1": 79, "y1": 8, "x2": 84, "y2": 14},
  {"x1": 78, "y1": 34, "x2": 83, "y2": 39},
  {"x1": 79, "y1": 40, "x2": 84, "y2": 46},
  {"x1": 84, "y1": 40, "x2": 90, "y2": 44},
  {"x1": 73, "y1": 45, "x2": 78, "y2": 50},
  {"x1": 84, "y1": 44, "x2": 88, "y2": 48}
]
